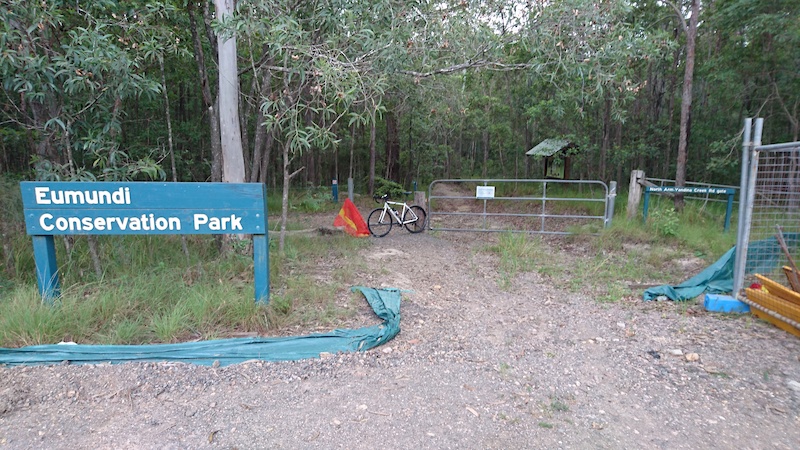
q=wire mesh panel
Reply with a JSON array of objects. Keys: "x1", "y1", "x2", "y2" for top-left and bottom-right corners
[{"x1": 743, "y1": 144, "x2": 800, "y2": 288}]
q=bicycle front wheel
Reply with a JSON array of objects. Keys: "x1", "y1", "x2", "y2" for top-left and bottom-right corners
[
  {"x1": 368, "y1": 208, "x2": 392, "y2": 237},
  {"x1": 404, "y1": 205, "x2": 427, "y2": 233}
]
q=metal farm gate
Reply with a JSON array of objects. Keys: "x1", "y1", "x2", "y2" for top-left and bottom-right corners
[{"x1": 427, "y1": 179, "x2": 616, "y2": 235}]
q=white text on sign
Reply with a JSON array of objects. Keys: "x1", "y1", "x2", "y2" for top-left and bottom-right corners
[{"x1": 193, "y1": 214, "x2": 243, "y2": 231}]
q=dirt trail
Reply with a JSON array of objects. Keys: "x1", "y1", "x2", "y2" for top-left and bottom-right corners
[{"x1": 2, "y1": 222, "x2": 800, "y2": 449}]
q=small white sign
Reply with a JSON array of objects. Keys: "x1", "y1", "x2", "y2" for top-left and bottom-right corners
[{"x1": 476, "y1": 186, "x2": 495, "y2": 199}]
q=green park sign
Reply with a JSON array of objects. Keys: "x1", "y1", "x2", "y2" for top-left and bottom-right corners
[{"x1": 20, "y1": 182, "x2": 270, "y2": 304}]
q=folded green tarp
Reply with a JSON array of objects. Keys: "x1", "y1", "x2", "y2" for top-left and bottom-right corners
[
  {"x1": 643, "y1": 248, "x2": 734, "y2": 301},
  {"x1": 643, "y1": 234, "x2": 800, "y2": 302},
  {"x1": 0, "y1": 286, "x2": 400, "y2": 367}
]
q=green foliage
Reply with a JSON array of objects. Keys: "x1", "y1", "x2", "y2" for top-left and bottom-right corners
[
  {"x1": 704, "y1": 138, "x2": 744, "y2": 185},
  {"x1": 373, "y1": 177, "x2": 408, "y2": 200},
  {"x1": 292, "y1": 187, "x2": 340, "y2": 213},
  {"x1": 1, "y1": 0, "x2": 797, "y2": 200},
  {"x1": 649, "y1": 207, "x2": 680, "y2": 238},
  {"x1": 0, "y1": 1, "x2": 180, "y2": 180},
  {"x1": 231, "y1": 0, "x2": 389, "y2": 159},
  {"x1": 265, "y1": 188, "x2": 339, "y2": 216}
]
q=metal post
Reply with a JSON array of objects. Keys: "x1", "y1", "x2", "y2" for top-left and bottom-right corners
[
  {"x1": 332, "y1": 179, "x2": 339, "y2": 202},
  {"x1": 723, "y1": 192, "x2": 734, "y2": 232},
  {"x1": 605, "y1": 181, "x2": 617, "y2": 227},
  {"x1": 253, "y1": 233, "x2": 269, "y2": 304},
  {"x1": 642, "y1": 189, "x2": 651, "y2": 224},
  {"x1": 540, "y1": 181, "x2": 547, "y2": 232},
  {"x1": 32, "y1": 235, "x2": 61, "y2": 304},
  {"x1": 734, "y1": 118, "x2": 762, "y2": 296},
  {"x1": 347, "y1": 177, "x2": 354, "y2": 202},
  {"x1": 733, "y1": 118, "x2": 753, "y2": 295},
  {"x1": 482, "y1": 180, "x2": 488, "y2": 230}
]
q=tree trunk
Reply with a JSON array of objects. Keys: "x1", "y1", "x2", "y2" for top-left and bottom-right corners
[
  {"x1": 214, "y1": 0, "x2": 245, "y2": 184},
  {"x1": 601, "y1": 97, "x2": 611, "y2": 181},
  {"x1": 306, "y1": 151, "x2": 315, "y2": 186},
  {"x1": 249, "y1": 70, "x2": 272, "y2": 182},
  {"x1": 210, "y1": 99, "x2": 223, "y2": 182},
  {"x1": 188, "y1": 1, "x2": 222, "y2": 181},
  {"x1": 470, "y1": 141, "x2": 476, "y2": 175},
  {"x1": 368, "y1": 112, "x2": 377, "y2": 195},
  {"x1": 260, "y1": 131, "x2": 274, "y2": 184},
  {"x1": 385, "y1": 111, "x2": 400, "y2": 181},
  {"x1": 348, "y1": 123, "x2": 356, "y2": 179},
  {"x1": 405, "y1": 113, "x2": 414, "y2": 187},
  {"x1": 482, "y1": 128, "x2": 489, "y2": 178},
  {"x1": 674, "y1": 0, "x2": 700, "y2": 211},
  {"x1": 160, "y1": 58, "x2": 190, "y2": 260},
  {"x1": 333, "y1": 137, "x2": 339, "y2": 187},
  {"x1": 240, "y1": 77, "x2": 254, "y2": 177},
  {"x1": 524, "y1": 123, "x2": 531, "y2": 178},
  {"x1": 279, "y1": 142, "x2": 304, "y2": 253}
]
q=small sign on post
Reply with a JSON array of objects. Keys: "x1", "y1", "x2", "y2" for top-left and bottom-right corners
[
  {"x1": 476, "y1": 186, "x2": 495, "y2": 199},
  {"x1": 20, "y1": 182, "x2": 270, "y2": 304},
  {"x1": 642, "y1": 185, "x2": 736, "y2": 232}
]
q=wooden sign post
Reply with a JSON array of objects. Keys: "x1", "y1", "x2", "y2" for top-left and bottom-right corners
[{"x1": 20, "y1": 182, "x2": 270, "y2": 304}]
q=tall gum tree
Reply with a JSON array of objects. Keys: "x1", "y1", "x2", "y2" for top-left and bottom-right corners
[
  {"x1": 668, "y1": 0, "x2": 701, "y2": 211},
  {"x1": 213, "y1": 0, "x2": 246, "y2": 184}
]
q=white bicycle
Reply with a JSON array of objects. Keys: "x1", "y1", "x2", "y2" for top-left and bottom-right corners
[{"x1": 367, "y1": 194, "x2": 427, "y2": 237}]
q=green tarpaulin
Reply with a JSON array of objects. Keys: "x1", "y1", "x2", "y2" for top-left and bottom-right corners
[
  {"x1": 643, "y1": 248, "x2": 734, "y2": 301},
  {"x1": 0, "y1": 286, "x2": 400, "y2": 367},
  {"x1": 643, "y1": 234, "x2": 800, "y2": 301}
]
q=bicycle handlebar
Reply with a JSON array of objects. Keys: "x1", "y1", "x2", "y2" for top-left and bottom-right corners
[{"x1": 373, "y1": 194, "x2": 389, "y2": 203}]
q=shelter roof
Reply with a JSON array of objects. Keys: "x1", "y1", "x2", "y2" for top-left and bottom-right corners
[{"x1": 526, "y1": 139, "x2": 576, "y2": 157}]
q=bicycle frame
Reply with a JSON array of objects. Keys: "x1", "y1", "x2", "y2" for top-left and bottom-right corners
[{"x1": 379, "y1": 200, "x2": 418, "y2": 225}]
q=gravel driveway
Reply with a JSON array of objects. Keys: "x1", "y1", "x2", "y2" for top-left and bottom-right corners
[{"x1": 2, "y1": 228, "x2": 800, "y2": 449}]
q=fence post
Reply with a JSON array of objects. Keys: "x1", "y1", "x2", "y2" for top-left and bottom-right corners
[
  {"x1": 733, "y1": 118, "x2": 762, "y2": 296},
  {"x1": 724, "y1": 191, "x2": 734, "y2": 232},
  {"x1": 347, "y1": 177, "x2": 354, "y2": 202},
  {"x1": 626, "y1": 170, "x2": 645, "y2": 219},
  {"x1": 605, "y1": 181, "x2": 617, "y2": 227},
  {"x1": 32, "y1": 235, "x2": 60, "y2": 304},
  {"x1": 414, "y1": 191, "x2": 427, "y2": 211}
]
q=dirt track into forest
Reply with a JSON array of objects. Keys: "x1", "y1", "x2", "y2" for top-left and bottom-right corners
[{"x1": 2, "y1": 211, "x2": 800, "y2": 449}]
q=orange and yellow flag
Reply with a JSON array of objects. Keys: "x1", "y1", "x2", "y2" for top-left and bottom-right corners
[{"x1": 333, "y1": 198, "x2": 370, "y2": 237}]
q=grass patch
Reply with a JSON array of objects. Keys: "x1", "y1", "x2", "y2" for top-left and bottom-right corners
[
  {"x1": 488, "y1": 233, "x2": 558, "y2": 289},
  {"x1": 477, "y1": 201, "x2": 737, "y2": 303},
  {"x1": 549, "y1": 398, "x2": 570, "y2": 412},
  {"x1": 0, "y1": 220, "x2": 371, "y2": 347}
]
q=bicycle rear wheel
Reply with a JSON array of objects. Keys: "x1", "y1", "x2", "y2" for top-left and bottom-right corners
[
  {"x1": 368, "y1": 208, "x2": 392, "y2": 237},
  {"x1": 404, "y1": 205, "x2": 427, "y2": 233}
]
